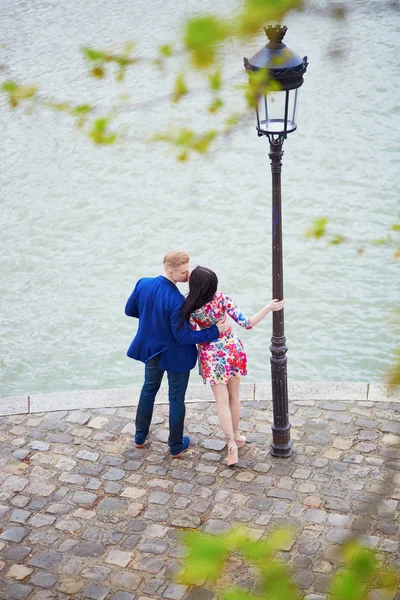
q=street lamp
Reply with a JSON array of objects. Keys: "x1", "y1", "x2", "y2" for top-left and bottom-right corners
[{"x1": 244, "y1": 25, "x2": 308, "y2": 458}]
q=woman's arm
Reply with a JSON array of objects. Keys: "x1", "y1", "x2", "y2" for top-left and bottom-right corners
[{"x1": 249, "y1": 299, "x2": 285, "y2": 327}]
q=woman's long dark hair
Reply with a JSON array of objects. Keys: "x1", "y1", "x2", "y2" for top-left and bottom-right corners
[{"x1": 179, "y1": 266, "x2": 218, "y2": 328}]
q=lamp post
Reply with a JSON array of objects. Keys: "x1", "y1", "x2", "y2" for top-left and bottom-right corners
[{"x1": 244, "y1": 25, "x2": 308, "y2": 458}]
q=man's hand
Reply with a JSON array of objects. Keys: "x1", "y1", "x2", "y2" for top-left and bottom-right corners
[{"x1": 217, "y1": 318, "x2": 229, "y2": 334}]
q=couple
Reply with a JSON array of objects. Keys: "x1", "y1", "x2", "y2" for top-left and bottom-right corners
[{"x1": 125, "y1": 251, "x2": 284, "y2": 466}]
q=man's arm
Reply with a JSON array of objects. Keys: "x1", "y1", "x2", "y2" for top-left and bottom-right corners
[
  {"x1": 125, "y1": 281, "x2": 141, "y2": 318},
  {"x1": 170, "y1": 305, "x2": 219, "y2": 345}
]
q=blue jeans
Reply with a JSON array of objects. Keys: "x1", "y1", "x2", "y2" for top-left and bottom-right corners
[{"x1": 135, "y1": 355, "x2": 190, "y2": 454}]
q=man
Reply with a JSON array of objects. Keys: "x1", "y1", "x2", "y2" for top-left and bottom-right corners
[{"x1": 125, "y1": 251, "x2": 225, "y2": 458}]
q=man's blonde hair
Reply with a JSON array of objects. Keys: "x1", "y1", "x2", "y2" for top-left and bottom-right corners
[{"x1": 163, "y1": 251, "x2": 190, "y2": 268}]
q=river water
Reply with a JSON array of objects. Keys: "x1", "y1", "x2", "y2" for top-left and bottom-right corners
[{"x1": 1, "y1": 0, "x2": 399, "y2": 397}]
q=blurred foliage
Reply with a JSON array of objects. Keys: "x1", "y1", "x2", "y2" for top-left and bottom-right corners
[
  {"x1": 178, "y1": 528, "x2": 399, "y2": 599},
  {"x1": 2, "y1": 80, "x2": 38, "y2": 108},
  {"x1": 81, "y1": 42, "x2": 137, "y2": 81}
]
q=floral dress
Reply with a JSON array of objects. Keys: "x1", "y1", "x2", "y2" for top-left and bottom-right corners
[{"x1": 189, "y1": 292, "x2": 252, "y2": 385}]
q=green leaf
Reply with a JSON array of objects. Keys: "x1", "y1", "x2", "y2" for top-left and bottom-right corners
[
  {"x1": 208, "y1": 98, "x2": 223, "y2": 113},
  {"x1": 2, "y1": 80, "x2": 18, "y2": 93},
  {"x1": 225, "y1": 113, "x2": 242, "y2": 127},
  {"x1": 160, "y1": 44, "x2": 173, "y2": 57},
  {"x1": 124, "y1": 41, "x2": 136, "y2": 54},
  {"x1": 174, "y1": 129, "x2": 195, "y2": 147},
  {"x1": 192, "y1": 130, "x2": 217, "y2": 153},
  {"x1": 71, "y1": 104, "x2": 92, "y2": 116},
  {"x1": 239, "y1": 0, "x2": 304, "y2": 36},
  {"x1": 172, "y1": 74, "x2": 188, "y2": 103},
  {"x1": 209, "y1": 70, "x2": 222, "y2": 91},
  {"x1": 305, "y1": 217, "x2": 328, "y2": 239},
  {"x1": 81, "y1": 46, "x2": 106, "y2": 61},
  {"x1": 184, "y1": 15, "x2": 227, "y2": 68},
  {"x1": 329, "y1": 234, "x2": 345, "y2": 245},
  {"x1": 392, "y1": 223, "x2": 400, "y2": 231}
]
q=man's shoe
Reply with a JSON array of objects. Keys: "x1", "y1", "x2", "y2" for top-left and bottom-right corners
[
  {"x1": 134, "y1": 436, "x2": 147, "y2": 448},
  {"x1": 170, "y1": 436, "x2": 191, "y2": 459}
]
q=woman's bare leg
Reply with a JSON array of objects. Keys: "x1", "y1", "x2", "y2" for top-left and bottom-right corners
[
  {"x1": 211, "y1": 383, "x2": 238, "y2": 465},
  {"x1": 211, "y1": 383, "x2": 234, "y2": 440},
  {"x1": 227, "y1": 376, "x2": 241, "y2": 437}
]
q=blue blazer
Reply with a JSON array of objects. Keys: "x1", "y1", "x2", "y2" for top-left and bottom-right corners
[{"x1": 125, "y1": 276, "x2": 219, "y2": 372}]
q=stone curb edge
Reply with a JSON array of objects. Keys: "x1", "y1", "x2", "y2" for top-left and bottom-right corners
[{"x1": 0, "y1": 382, "x2": 399, "y2": 416}]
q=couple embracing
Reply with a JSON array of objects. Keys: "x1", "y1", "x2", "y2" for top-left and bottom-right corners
[{"x1": 125, "y1": 251, "x2": 283, "y2": 466}]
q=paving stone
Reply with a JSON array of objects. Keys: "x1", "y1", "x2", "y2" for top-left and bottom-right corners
[
  {"x1": 28, "y1": 513, "x2": 56, "y2": 528},
  {"x1": 173, "y1": 483, "x2": 194, "y2": 495},
  {"x1": 379, "y1": 539, "x2": 399, "y2": 553},
  {"x1": 163, "y1": 582, "x2": 188, "y2": 599},
  {"x1": 3, "y1": 476, "x2": 29, "y2": 492},
  {"x1": 58, "y1": 538, "x2": 79, "y2": 552},
  {"x1": 110, "y1": 571, "x2": 142, "y2": 590},
  {"x1": 171, "y1": 514, "x2": 201, "y2": 528},
  {"x1": 28, "y1": 550, "x2": 62, "y2": 569},
  {"x1": 3, "y1": 583, "x2": 33, "y2": 599},
  {"x1": 9, "y1": 509, "x2": 31, "y2": 523},
  {"x1": 142, "y1": 578, "x2": 164, "y2": 595},
  {"x1": 135, "y1": 556, "x2": 165, "y2": 574},
  {"x1": 74, "y1": 542, "x2": 105, "y2": 557},
  {"x1": 56, "y1": 518, "x2": 81, "y2": 531},
  {"x1": 202, "y1": 519, "x2": 231, "y2": 535},
  {"x1": 82, "y1": 584, "x2": 110, "y2": 600},
  {"x1": 80, "y1": 565, "x2": 111, "y2": 582},
  {"x1": 121, "y1": 534, "x2": 141, "y2": 550},
  {"x1": 28, "y1": 571, "x2": 58, "y2": 588},
  {"x1": 355, "y1": 419, "x2": 378, "y2": 429},
  {"x1": 126, "y1": 519, "x2": 147, "y2": 533},
  {"x1": 267, "y1": 489, "x2": 297, "y2": 501},
  {"x1": 4, "y1": 546, "x2": 31, "y2": 561},
  {"x1": 71, "y1": 491, "x2": 98, "y2": 505},
  {"x1": 46, "y1": 502, "x2": 69, "y2": 514},
  {"x1": 87, "y1": 417, "x2": 109, "y2": 429},
  {"x1": 86, "y1": 477, "x2": 102, "y2": 490},
  {"x1": 303, "y1": 509, "x2": 327, "y2": 523},
  {"x1": 294, "y1": 571, "x2": 315, "y2": 590},
  {"x1": 24, "y1": 481, "x2": 56, "y2": 496},
  {"x1": 171, "y1": 469, "x2": 195, "y2": 481},
  {"x1": 79, "y1": 462, "x2": 104, "y2": 475},
  {"x1": 326, "y1": 528, "x2": 352, "y2": 544},
  {"x1": 149, "y1": 491, "x2": 171, "y2": 505},
  {"x1": 110, "y1": 593, "x2": 135, "y2": 600},
  {"x1": 105, "y1": 549, "x2": 133, "y2": 567},
  {"x1": 76, "y1": 449, "x2": 100, "y2": 461},
  {"x1": 202, "y1": 438, "x2": 226, "y2": 451},
  {"x1": 196, "y1": 475, "x2": 216, "y2": 486},
  {"x1": 59, "y1": 472, "x2": 86, "y2": 485},
  {"x1": 98, "y1": 498, "x2": 127, "y2": 512},
  {"x1": 145, "y1": 465, "x2": 167, "y2": 476},
  {"x1": 28, "y1": 440, "x2": 50, "y2": 451},
  {"x1": 12, "y1": 449, "x2": 30, "y2": 460},
  {"x1": 6, "y1": 564, "x2": 33, "y2": 580},
  {"x1": 307, "y1": 434, "x2": 330, "y2": 445},
  {"x1": 121, "y1": 486, "x2": 146, "y2": 499},
  {"x1": 49, "y1": 433, "x2": 74, "y2": 443},
  {"x1": 140, "y1": 538, "x2": 168, "y2": 555},
  {"x1": 248, "y1": 498, "x2": 273, "y2": 511},
  {"x1": 186, "y1": 588, "x2": 214, "y2": 600},
  {"x1": 104, "y1": 481, "x2": 122, "y2": 494},
  {"x1": 103, "y1": 468, "x2": 125, "y2": 480},
  {"x1": 102, "y1": 529, "x2": 124, "y2": 545},
  {"x1": 0, "y1": 526, "x2": 29, "y2": 542}
]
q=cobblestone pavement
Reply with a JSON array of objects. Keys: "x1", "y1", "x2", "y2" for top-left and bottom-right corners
[{"x1": 0, "y1": 398, "x2": 399, "y2": 600}]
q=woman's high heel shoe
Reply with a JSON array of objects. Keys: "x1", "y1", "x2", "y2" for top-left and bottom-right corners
[
  {"x1": 226, "y1": 443, "x2": 238, "y2": 466},
  {"x1": 234, "y1": 434, "x2": 246, "y2": 449}
]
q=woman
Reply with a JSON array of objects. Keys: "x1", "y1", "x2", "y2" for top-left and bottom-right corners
[{"x1": 180, "y1": 266, "x2": 284, "y2": 466}]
